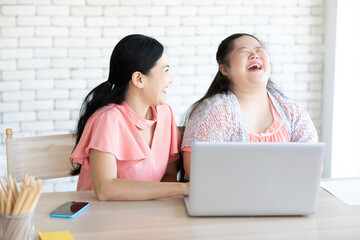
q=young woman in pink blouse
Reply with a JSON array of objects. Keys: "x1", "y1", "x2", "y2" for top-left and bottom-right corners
[
  {"x1": 182, "y1": 33, "x2": 318, "y2": 178},
  {"x1": 70, "y1": 34, "x2": 189, "y2": 200}
]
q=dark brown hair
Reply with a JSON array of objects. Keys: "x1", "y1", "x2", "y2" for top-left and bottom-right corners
[
  {"x1": 71, "y1": 34, "x2": 164, "y2": 175},
  {"x1": 182, "y1": 33, "x2": 282, "y2": 125}
]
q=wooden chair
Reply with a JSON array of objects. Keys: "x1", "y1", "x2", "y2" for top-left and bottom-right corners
[
  {"x1": 5, "y1": 128, "x2": 74, "y2": 181},
  {"x1": 5, "y1": 126, "x2": 186, "y2": 181}
]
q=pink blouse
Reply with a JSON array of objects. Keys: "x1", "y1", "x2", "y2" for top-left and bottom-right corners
[
  {"x1": 71, "y1": 102, "x2": 181, "y2": 191},
  {"x1": 247, "y1": 97, "x2": 290, "y2": 142}
]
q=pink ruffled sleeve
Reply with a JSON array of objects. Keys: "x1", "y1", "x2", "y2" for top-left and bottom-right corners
[{"x1": 70, "y1": 107, "x2": 146, "y2": 171}]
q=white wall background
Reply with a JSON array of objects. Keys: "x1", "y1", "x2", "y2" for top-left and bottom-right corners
[
  {"x1": 0, "y1": 0, "x2": 324, "y2": 192},
  {"x1": 331, "y1": 0, "x2": 360, "y2": 177}
]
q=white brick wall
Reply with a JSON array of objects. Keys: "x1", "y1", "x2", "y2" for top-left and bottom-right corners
[{"x1": 0, "y1": 0, "x2": 325, "y2": 192}]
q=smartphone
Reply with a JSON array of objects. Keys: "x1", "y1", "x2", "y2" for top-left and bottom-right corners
[{"x1": 49, "y1": 201, "x2": 90, "y2": 218}]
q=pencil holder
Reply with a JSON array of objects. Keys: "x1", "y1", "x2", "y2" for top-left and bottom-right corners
[{"x1": 0, "y1": 212, "x2": 34, "y2": 240}]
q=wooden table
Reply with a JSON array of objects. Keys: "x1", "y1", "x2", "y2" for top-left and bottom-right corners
[{"x1": 34, "y1": 180, "x2": 360, "y2": 240}]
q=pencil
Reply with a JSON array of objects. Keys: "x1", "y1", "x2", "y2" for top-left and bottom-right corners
[{"x1": 1, "y1": 174, "x2": 43, "y2": 240}]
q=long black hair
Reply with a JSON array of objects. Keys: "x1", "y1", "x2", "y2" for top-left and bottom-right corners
[
  {"x1": 182, "y1": 33, "x2": 282, "y2": 125},
  {"x1": 71, "y1": 34, "x2": 164, "y2": 175}
]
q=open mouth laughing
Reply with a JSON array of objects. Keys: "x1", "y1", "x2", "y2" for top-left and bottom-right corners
[{"x1": 247, "y1": 62, "x2": 263, "y2": 71}]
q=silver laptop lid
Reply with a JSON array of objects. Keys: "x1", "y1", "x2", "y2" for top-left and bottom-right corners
[{"x1": 186, "y1": 142, "x2": 325, "y2": 216}]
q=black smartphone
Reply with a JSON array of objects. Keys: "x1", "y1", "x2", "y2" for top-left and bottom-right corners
[{"x1": 49, "y1": 201, "x2": 90, "y2": 218}]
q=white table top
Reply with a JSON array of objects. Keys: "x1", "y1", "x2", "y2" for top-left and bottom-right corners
[{"x1": 34, "y1": 178, "x2": 360, "y2": 240}]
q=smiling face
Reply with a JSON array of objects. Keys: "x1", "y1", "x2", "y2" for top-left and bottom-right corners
[
  {"x1": 142, "y1": 52, "x2": 173, "y2": 106},
  {"x1": 220, "y1": 35, "x2": 271, "y2": 92}
]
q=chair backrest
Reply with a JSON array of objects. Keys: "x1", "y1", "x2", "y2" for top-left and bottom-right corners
[
  {"x1": 6, "y1": 128, "x2": 74, "y2": 181},
  {"x1": 5, "y1": 126, "x2": 186, "y2": 181}
]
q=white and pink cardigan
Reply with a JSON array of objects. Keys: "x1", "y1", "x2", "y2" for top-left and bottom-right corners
[{"x1": 181, "y1": 89, "x2": 318, "y2": 149}]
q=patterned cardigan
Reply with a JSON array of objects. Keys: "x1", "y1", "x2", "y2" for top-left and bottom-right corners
[{"x1": 181, "y1": 89, "x2": 318, "y2": 149}]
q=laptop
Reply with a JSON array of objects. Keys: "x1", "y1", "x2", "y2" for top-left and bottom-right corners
[{"x1": 184, "y1": 142, "x2": 325, "y2": 216}]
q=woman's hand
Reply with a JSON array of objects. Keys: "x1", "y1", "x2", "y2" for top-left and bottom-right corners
[{"x1": 182, "y1": 182, "x2": 190, "y2": 196}]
